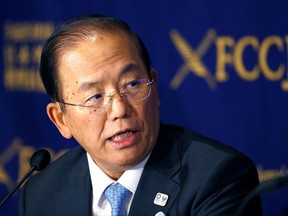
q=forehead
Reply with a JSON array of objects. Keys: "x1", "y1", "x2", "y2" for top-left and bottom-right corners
[
  {"x1": 58, "y1": 30, "x2": 141, "y2": 66},
  {"x1": 57, "y1": 31, "x2": 146, "y2": 90},
  {"x1": 58, "y1": 29, "x2": 138, "y2": 56}
]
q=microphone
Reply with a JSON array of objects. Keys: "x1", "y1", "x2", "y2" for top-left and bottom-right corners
[
  {"x1": 0, "y1": 149, "x2": 51, "y2": 208},
  {"x1": 235, "y1": 173, "x2": 288, "y2": 216}
]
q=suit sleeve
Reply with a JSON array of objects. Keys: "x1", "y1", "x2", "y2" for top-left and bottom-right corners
[{"x1": 191, "y1": 152, "x2": 262, "y2": 216}]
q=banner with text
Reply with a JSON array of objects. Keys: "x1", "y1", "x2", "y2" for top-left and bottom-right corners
[{"x1": 0, "y1": 1, "x2": 287, "y2": 215}]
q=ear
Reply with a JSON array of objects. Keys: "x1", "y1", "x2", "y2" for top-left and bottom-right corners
[
  {"x1": 150, "y1": 68, "x2": 161, "y2": 106},
  {"x1": 46, "y1": 102, "x2": 73, "y2": 139}
]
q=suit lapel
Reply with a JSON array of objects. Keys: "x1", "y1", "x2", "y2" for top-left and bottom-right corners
[
  {"x1": 129, "y1": 125, "x2": 182, "y2": 216},
  {"x1": 54, "y1": 149, "x2": 92, "y2": 216}
]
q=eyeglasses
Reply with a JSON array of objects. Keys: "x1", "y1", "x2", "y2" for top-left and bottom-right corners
[{"x1": 57, "y1": 79, "x2": 153, "y2": 112}]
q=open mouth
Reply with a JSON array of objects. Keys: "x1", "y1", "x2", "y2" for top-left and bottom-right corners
[{"x1": 109, "y1": 130, "x2": 137, "y2": 142}]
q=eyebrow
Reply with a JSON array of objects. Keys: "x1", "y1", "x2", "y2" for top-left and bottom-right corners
[
  {"x1": 77, "y1": 80, "x2": 101, "y2": 93},
  {"x1": 120, "y1": 63, "x2": 140, "y2": 75},
  {"x1": 77, "y1": 63, "x2": 141, "y2": 93}
]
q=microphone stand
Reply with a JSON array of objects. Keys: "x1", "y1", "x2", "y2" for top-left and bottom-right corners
[
  {"x1": 0, "y1": 149, "x2": 50, "y2": 208},
  {"x1": 0, "y1": 166, "x2": 36, "y2": 207}
]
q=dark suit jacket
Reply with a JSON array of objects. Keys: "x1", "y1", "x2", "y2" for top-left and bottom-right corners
[{"x1": 19, "y1": 124, "x2": 262, "y2": 216}]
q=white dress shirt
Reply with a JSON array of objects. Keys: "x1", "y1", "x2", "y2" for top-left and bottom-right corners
[{"x1": 87, "y1": 153, "x2": 150, "y2": 216}]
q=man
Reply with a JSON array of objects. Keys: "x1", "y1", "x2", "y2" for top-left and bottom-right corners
[{"x1": 19, "y1": 14, "x2": 262, "y2": 215}]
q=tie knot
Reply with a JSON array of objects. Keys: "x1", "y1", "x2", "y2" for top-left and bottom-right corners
[{"x1": 104, "y1": 183, "x2": 132, "y2": 216}]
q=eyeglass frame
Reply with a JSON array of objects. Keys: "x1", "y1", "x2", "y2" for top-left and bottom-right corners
[{"x1": 56, "y1": 78, "x2": 154, "y2": 110}]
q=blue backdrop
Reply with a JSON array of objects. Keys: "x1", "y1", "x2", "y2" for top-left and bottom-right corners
[{"x1": 1, "y1": 0, "x2": 288, "y2": 215}]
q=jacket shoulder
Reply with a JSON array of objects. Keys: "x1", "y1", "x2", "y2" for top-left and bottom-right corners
[{"x1": 24, "y1": 146, "x2": 87, "y2": 190}]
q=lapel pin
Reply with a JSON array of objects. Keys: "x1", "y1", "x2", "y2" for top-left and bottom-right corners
[
  {"x1": 155, "y1": 211, "x2": 166, "y2": 216},
  {"x1": 154, "y1": 192, "x2": 169, "y2": 207}
]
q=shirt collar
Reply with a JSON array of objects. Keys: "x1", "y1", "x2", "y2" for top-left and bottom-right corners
[{"x1": 87, "y1": 153, "x2": 150, "y2": 208}]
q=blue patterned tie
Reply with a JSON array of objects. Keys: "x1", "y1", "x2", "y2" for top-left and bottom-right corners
[{"x1": 104, "y1": 183, "x2": 132, "y2": 216}]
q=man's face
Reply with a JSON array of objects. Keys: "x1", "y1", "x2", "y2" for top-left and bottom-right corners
[{"x1": 51, "y1": 32, "x2": 160, "y2": 179}]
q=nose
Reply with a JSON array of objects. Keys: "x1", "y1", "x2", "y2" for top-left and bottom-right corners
[{"x1": 106, "y1": 92, "x2": 131, "y2": 120}]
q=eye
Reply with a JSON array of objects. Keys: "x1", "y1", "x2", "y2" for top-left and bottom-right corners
[
  {"x1": 84, "y1": 92, "x2": 105, "y2": 105},
  {"x1": 125, "y1": 79, "x2": 143, "y2": 89}
]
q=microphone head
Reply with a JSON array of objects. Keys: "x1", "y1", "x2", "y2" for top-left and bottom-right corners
[{"x1": 30, "y1": 149, "x2": 51, "y2": 171}]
